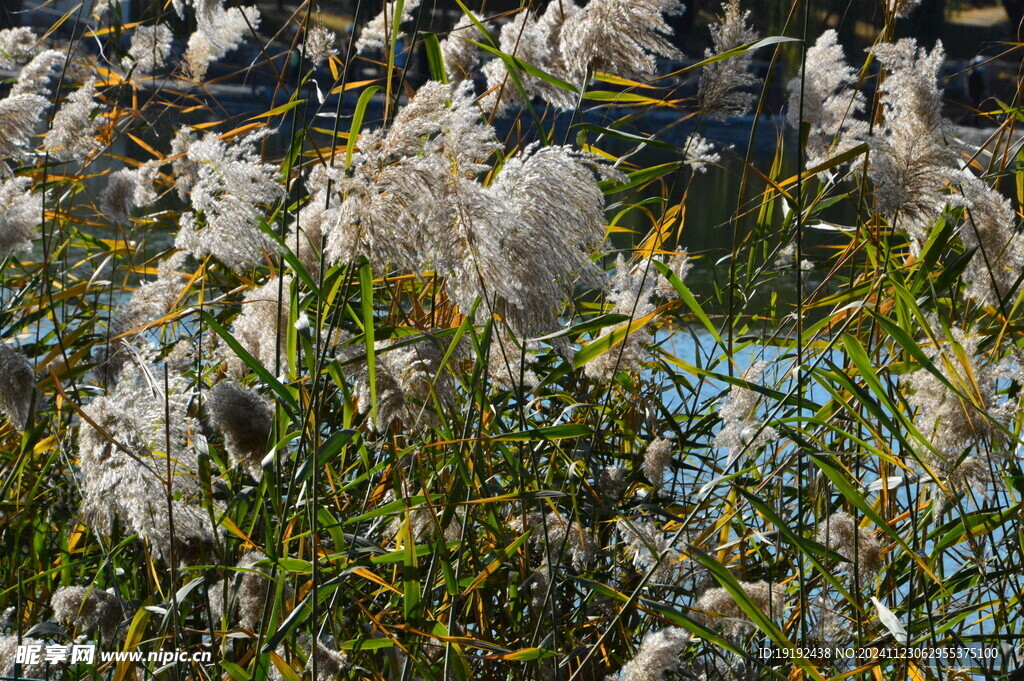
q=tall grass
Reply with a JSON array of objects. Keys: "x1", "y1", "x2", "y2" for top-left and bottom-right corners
[{"x1": 1, "y1": 1, "x2": 1022, "y2": 681}]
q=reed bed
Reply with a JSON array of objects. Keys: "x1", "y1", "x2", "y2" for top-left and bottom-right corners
[{"x1": 0, "y1": 0, "x2": 1022, "y2": 680}]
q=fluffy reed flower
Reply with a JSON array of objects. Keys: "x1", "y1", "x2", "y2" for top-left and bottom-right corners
[
  {"x1": 51, "y1": 586, "x2": 128, "y2": 640},
  {"x1": 466, "y1": 144, "x2": 615, "y2": 340},
  {"x1": 524, "y1": 511, "x2": 593, "y2": 570},
  {"x1": 99, "y1": 251, "x2": 189, "y2": 382},
  {"x1": 654, "y1": 251, "x2": 692, "y2": 298},
  {"x1": 99, "y1": 165, "x2": 158, "y2": 224},
  {"x1": 906, "y1": 330, "x2": 1012, "y2": 500},
  {"x1": 170, "y1": 127, "x2": 198, "y2": 200},
  {"x1": 698, "y1": 0, "x2": 758, "y2": 120},
  {"x1": 356, "y1": 0, "x2": 421, "y2": 53},
  {"x1": 694, "y1": 579, "x2": 784, "y2": 637},
  {"x1": 205, "y1": 381, "x2": 273, "y2": 478},
  {"x1": 560, "y1": 0, "x2": 683, "y2": 84},
  {"x1": 322, "y1": 81, "x2": 496, "y2": 271},
  {"x1": 585, "y1": 257, "x2": 658, "y2": 381},
  {"x1": 681, "y1": 135, "x2": 720, "y2": 173},
  {"x1": 44, "y1": 79, "x2": 102, "y2": 162},
  {"x1": 0, "y1": 342, "x2": 33, "y2": 430},
  {"x1": 479, "y1": 3, "x2": 579, "y2": 114},
  {"x1": 77, "y1": 359, "x2": 216, "y2": 564},
  {"x1": 301, "y1": 21, "x2": 337, "y2": 70},
  {"x1": 816, "y1": 512, "x2": 884, "y2": 583},
  {"x1": 322, "y1": 81, "x2": 616, "y2": 340},
  {"x1": 10, "y1": 49, "x2": 63, "y2": 98},
  {"x1": 352, "y1": 336, "x2": 451, "y2": 432},
  {"x1": 0, "y1": 27, "x2": 38, "y2": 69},
  {"x1": 957, "y1": 176, "x2": 1024, "y2": 306},
  {"x1": 713, "y1": 361, "x2": 779, "y2": 465},
  {"x1": 185, "y1": 5, "x2": 259, "y2": 81},
  {"x1": 615, "y1": 627, "x2": 691, "y2": 681},
  {"x1": 888, "y1": 0, "x2": 922, "y2": 17},
  {"x1": 0, "y1": 635, "x2": 52, "y2": 679},
  {"x1": 174, "y1": 129, "x2": 282, "y2": 271},
  {"x1": 0, "y1": 177, "x2": 39, "y2": 258},
  {"x1": 598, "y1": 465, "x2": 628, "y2": 499},
  {"x1": 617, "y1": 518, "x2": 679, "y2": 583},
  {"x1": 0, "y1": 94, "x2": 49, "y2": 160},
  {"x1": 787, "y1": 30, "x2": 868, "y2": 169},
  {"x1": 225, "y1": 277, "x2": 291, "y2": 377},
  {"x1": 209, "y1": 551, "x2": 271, "y2": 630},
  {"x1": 123, "y1": 24, "x2": 173, "y2": 77},
  {"x1": 642, "y1": 437, "x2": 674, "y2": 485},
  {"x1": 440, "y1": 13, "x2": 486, "y2": 86},
  {"x1": 868, "y1": 39, "x2": 958, "y2": 246},
  {"x1": 304, "y1": 639, "x2": 348, "y2": 681},
  {"x1": 269, "y1": 637, "x2": 348, "y2": 681}
]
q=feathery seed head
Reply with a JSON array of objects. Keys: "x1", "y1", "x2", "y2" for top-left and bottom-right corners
[
  {"x1": 185, "y1": 6, "x2": 259, "y2": 81},
  {"x1": 124, "y1": 24, "x2": 173, "y2": 77},
  {"x1": 206, "y1": 381, "x2": 273, "y2": 478},
  {"x1": 643, "y1": 437, "x2": 674, "y2": 485},
  {"x1": 0, "y1": 342, "x2": 33, "y2": 430},
  {"x1": 0, "y1": 28, "x2": 39, "y2": 69},
  {"x1": 616, "y1": 627, "x2": 691, "y2": 681},
  {"x1": 440, "y1": 13, "x2": 486, "y2": 86},
  {"x1": 356, "y1": 0, "x2": 422, "y2": 53},
  {"x1": 174, "y1": 129, "x2": 283, "y2": 271},
  {"x1": 698, "y1": 0, "x2": 759, "y2": 120},
  {"x1": 11, "y1": 49, "x2": 63, "y2": 98},
  {"x1": 0, "y1": 177, "x2": 39, "y2": 258},
  {"x1": 816, "y1": 512, "x2": 884, "y2": 583},
  {"x1": 695, "y1": 579, "x2": 784, "y2": 637},
  {"x1": 560, "y1": 0, "x2": 683, "y2": 85},
  {"x1": 302, "y1": 21, "x2": 337, "y2": 70},
  {"x1": 787, "y1": 30, "x2": 868, "y2": 169},
  {"x1": 45, "y1": 79, "x2": 102, "y2": 162},
  {"x1": 0, "y1": 94, "x2": 50, "y2": 160},
  {"x1": 51, "y1": 586, "x2": 128, "y2": 640}
]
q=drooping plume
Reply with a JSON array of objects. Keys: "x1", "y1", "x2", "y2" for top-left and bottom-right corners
[
  {"x1": 559, "y1": 0, "x2": 683, "y2": 85},
  {"x1": 351, "y1": 335, "x2": 453, "y2": 432},
  {"x1": 173, "y1": 129, "x2": 283, "y2": 271},
  {"x1": 184, "y1": 5, "x2": 259, "y2": 81},
  {"x1": 99, "y1": 165, "x2": 159, "y2": 225},
  {"x1": 10, "y1": 49, "x2": 64, "y2": 98},
  {"x1": 0, "y1": 94, "x2": 50, "y2": 160},
  {"x1": 0, "y1": 177, "x2": 39, "y2": 258},
  {"x1": 816, "y1": 511, "x2": 884, "y2": 583},
  {"x1": 45, "y1": 79, "x2": 102, "y2": 162},
  {"x1": 787, "y1": 30, "x2": 868, "y2": 168},
  {"x1": 50, "y1": 586, "x2": 129, "y2": 640},
  {"x1": 698, "y1": 0, "x2": 759, "y2": 119},
  {"x1": 0, "y1": 27, "x2": 39, "y2": 69},
  {"x1": 0, "y1": 342, "x2": 34, "y2": 430},
  {"x1": 584, "y1": 256, "x2": 658, "y2": 381},
  {"x1": 224, "y1": 277, "x2": 291, "y2": 377},
  {"x1": 694, "y1": 580, "x2": 785, "y2": 637},
  {"x1": 440, "y1": 13, "x2": 486, "y2": 87},
  {"x1": 615, "y1": 627, "x2": 691, "y2": 681},
  {"x1": 712, "y1": 360, "x2": 779, "y2": 465},
  {"x1": 356, "y1": 0, "x2": 422, "y2": 53},
  {"x1": 123, "y1": 24, "x2": 173, "y2": 77},
  {"x1": 205, "y1": 381, "x2": 273, "y2": 477},
  {"x1": 868, "y1": 39, "x2": 957, "y2": 246},
  {"x1": 209, "y1": 551, "x2": 273, "y2": 630},
  {"x1": 77, "y1": 359, "x2": 217, "y2": 564}
]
